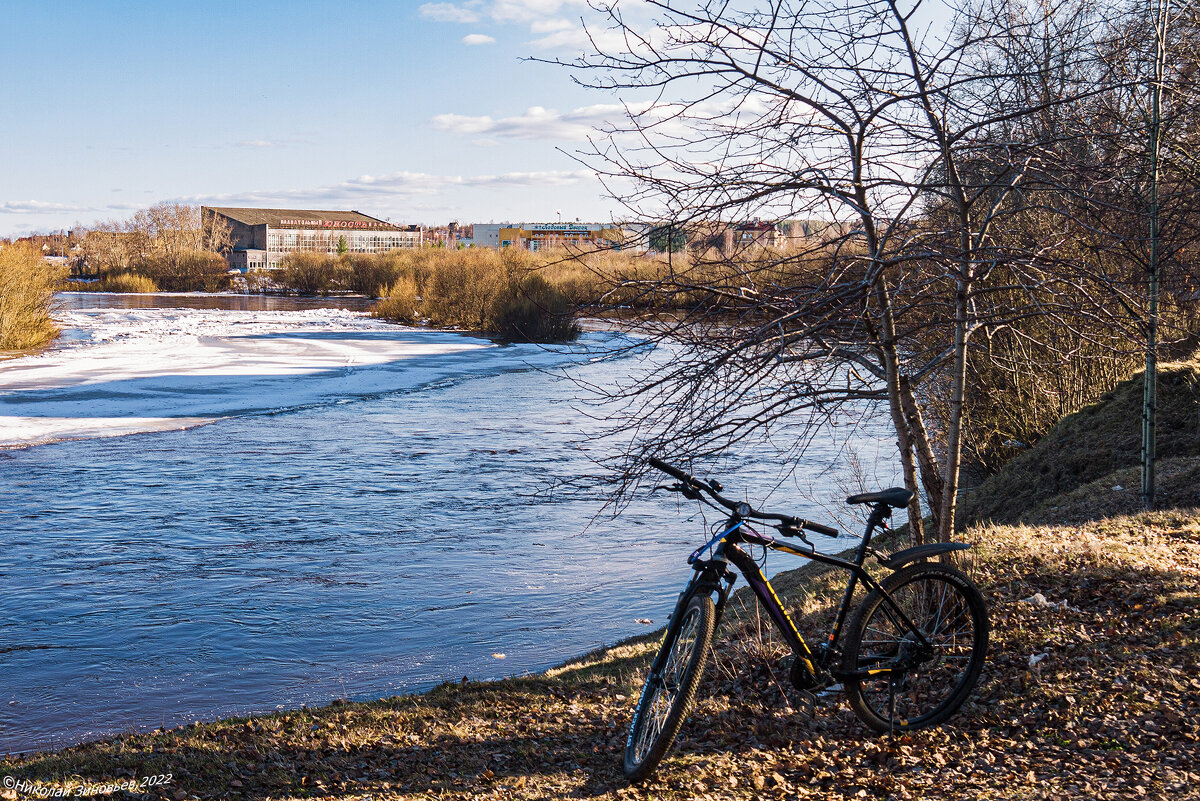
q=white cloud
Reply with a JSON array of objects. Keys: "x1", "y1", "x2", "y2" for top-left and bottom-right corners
[
  {"x1": 418, "y1": 2, "x2": 480, "y2": 23},
  {"x1": 235, "y1": 139, "x2": 287, "y2": 149},
  {"x1": 428, "y1": 114, "x2": 496, "y2": 136},
  {"x1": 528, "y1": 24, "x2": 631, "y2": 52},
  {"x1": 181, "y1": 169, "x2": 595, "y2": 210},
  {"x1": 462, "y1": 33, "x2": 496, "y2": 45},
  {"x1": 462, "y1": 170, "x2": 590, "y2": 187},
  {"x1": 490, "y1": 0, "x2": 584, "y2": 24},
  {"x1": 431, "y1": 103, "x2": 624, "y2": 140},
  {"x1": 530, "y1": 17, "x2": 572, "y2": 33},
  {"x1": 0, "y1": 200, "x2": 93, "y2": 215},
  {"x1": 420, "y1": 0, "x2": 596, "y2": 50}
]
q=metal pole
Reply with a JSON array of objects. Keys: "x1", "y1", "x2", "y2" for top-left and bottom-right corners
[{"x1": 1142, "y1": 0, "x2": 1166, "y2": 510}]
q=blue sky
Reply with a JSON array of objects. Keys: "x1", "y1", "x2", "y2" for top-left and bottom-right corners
[{"x1": 0, "y1": 0, "x2": 624, "y2": 235}]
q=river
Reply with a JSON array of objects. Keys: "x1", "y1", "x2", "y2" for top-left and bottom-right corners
[{"x1": 0, "y1": 293, "x2": 899, "y2": 753}]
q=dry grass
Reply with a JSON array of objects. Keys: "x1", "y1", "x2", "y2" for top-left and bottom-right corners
[
  {"x1": 368, "y1": 249, "x2": 586, "y2": 342},
  {"x1": 369, "y1": 278, "x2": 419, "y2": 324},
  {"x1": 1020, "y1": 456, "x2": 1200, "y2": 524},
  {"x1": 5, "y1": 504, "x2": 1196, "y2": 800},
  {"x1": 92, "y1": 272, "x2": 159, "y2": 293},
  {"x1": 0, "y1": 242, "x2": 67, "y2": 351}
]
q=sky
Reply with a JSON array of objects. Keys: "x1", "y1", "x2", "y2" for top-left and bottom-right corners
[{"x1": 0, "y1": 0, "x2": 631, "y2": 235}]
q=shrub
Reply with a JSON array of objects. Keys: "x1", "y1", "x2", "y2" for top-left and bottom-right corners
[
  {"x1": 0, "y1": 242, "x2": 66, "y2": 350},
  {"x1": 132, "y1": 250, "x2": 230, "y2": 292},
  {"x1": 346, "y1": 252, "x2": 408, "y2": 297},
  {"x1": 96, "y1": 272, "x2": 159, "y2": 293},
  {"x1": 369, "y1": 276, "x2": 420, "y2": 323},
  {"x1": 279, "y1": 252, "x2": 351, "y2": 295},
  {"x1": 491, "y1": 273, "x2": 581, "y2": 343},
  {"x1": 420, "y1": 248, "x2": 511, "y2": 329}
]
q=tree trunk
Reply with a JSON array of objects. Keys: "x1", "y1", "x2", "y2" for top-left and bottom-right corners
[
  {"x1": 899, "y1": 375, "x2": 944, "y2": 539},
  {"x1": 938, "y1": 272, "x2": 971, "y2": 541},
  {"x1": 874, "y1": 276, "x2": 924, "y2": 545}
]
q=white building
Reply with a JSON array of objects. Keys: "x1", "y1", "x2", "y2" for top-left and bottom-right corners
[{"x1": 203, "y1": 207, "x2": 423, "y2": 271}]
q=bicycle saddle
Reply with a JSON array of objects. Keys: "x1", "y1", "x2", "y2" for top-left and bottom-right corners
[{"x1": 845, "y1": 487, "x2": 914, "y2": 508}]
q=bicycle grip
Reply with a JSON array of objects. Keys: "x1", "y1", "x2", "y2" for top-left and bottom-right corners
[
  {"x1": 803, "y1": 520, "x2": 840, "y2": 537},
  {"x1": 648, "y1": 457, "x2": 691, "y2": 483}
]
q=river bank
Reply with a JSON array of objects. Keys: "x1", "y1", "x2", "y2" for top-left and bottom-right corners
[{"x1": 3, "y1": 505, "x2": 1197, "y2": 800}]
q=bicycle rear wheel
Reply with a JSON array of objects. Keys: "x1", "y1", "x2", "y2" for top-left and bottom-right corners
[
  {"x1": 842, "y1": 562, "x2": 988, "y2": 733},
  {"x1": 624, "y1": 593, "x2": 715, "y2": 781}
]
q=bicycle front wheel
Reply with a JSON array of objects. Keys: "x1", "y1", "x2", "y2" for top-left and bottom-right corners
[
  {"x1": 623, "y1": 593, "x2": 715, "y2": 781},
  {"x1": 842, "y1": 562, "x2": 988, "y2": 733}
]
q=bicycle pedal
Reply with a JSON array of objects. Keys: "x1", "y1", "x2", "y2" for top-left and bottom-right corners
[
  {"x1": 817, "y1": 682, "x2": 843, "y2": 700},
  {"x1": 786, "y1": 688, "x2": 818, "y2": 717}
]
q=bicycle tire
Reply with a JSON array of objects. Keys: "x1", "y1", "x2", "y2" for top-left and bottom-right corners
[
  {"x1": 624, "y1": 593, "x2": 715, "y2": 781},
  {"x1": 842, "y1": 562, "x2": 988, "y2": 733}
]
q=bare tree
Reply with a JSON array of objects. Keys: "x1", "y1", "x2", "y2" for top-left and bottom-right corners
[
  {"x1": 131, "y1": 202, "x2": 233, "y2": 269},
  {"x1": 554, "y1": 0, "x2": 1154, "y2": 540},
  {"x1": 76, "y1": 203, "x2": 235, "y2": 287}
]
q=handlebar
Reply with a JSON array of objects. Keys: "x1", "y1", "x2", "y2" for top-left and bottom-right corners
[{"x1": 648, "y1": 457, "x2": 840, "y2": 537}]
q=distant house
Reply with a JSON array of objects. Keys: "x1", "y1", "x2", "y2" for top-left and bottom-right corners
[
  {"x1": 14, "y1": 232, "x2": 73, "y2": 258},
  {"x1": 202, "y1": 207, "x2": 422, "y2": 271},
  {"x1": 733, "y1": 220, "x2": 779, "y2": 249}
]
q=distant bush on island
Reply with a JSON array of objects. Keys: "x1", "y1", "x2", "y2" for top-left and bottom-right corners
[
  {"x1": 366, "y1": 250, "x2": 581, "y2": 343},
  {"x1": 88, "y1": 273, "x2": 159, "y2": 293},
  {"x1": 133, "y1": 250, "x2": 229, "y2": 293}
]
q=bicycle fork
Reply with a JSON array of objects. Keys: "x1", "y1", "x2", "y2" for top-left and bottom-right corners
[{"x1": 645, "y1": 563, "x2": 734, "y2": 682}]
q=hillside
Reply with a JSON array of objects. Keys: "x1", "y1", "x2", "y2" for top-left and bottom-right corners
[
  {"x1": 961, "y1": 358, "x2": 1200, "y2": 526},
  {"x1": 3, "y1": 507, "x2": 1197, "y2": 800}
]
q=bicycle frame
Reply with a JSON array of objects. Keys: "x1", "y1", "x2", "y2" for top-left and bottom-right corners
[
  {"x1": 629, "y1": 460, "x2": 989, "y2": 782},
  {"x1": 680, "y1": 512, "x2": 935, "y2": 686}
]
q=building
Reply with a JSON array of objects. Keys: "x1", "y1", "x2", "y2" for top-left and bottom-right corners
[
  {"x1": 471, "y1": 222, "x2": 627, "y2": 251},
  {"x1": 202, "y1": 207, "x2": 422, "y2": 271},
  {"x1": 425, "y1": 222, "x2": 471, "y2": 248},
  {"x1": 650, "y1": 218, "x2": 848, "y2": 254},
  {"x1": 732, "y1": 220, "x2": 780, "y2": 249}
]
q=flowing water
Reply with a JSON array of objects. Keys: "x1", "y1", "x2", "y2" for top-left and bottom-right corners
[{"x1": 0, "y1": 294, "x2": 899, "y2": 753}]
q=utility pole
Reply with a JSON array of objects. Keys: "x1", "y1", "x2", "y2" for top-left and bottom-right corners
[{"x1": 1142, "y1": 0, "x2": 1168, "y2": 510}]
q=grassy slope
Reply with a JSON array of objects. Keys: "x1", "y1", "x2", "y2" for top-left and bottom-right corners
[
  {"x1": 4, "y1": 508, "x2": 1198, "y2": 801},
  {"x1": 961, "y1": 358, "x2": 1200, "y2": 527}
]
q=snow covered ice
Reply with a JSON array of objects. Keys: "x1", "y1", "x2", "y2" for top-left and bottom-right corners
[{"x1": 0, "y1": 306, "x2": 600, "y2": 448}]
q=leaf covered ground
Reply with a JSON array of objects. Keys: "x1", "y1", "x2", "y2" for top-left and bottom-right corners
[{"x1": 3, "y1": 509, "x2": 1198, "y2": 800}]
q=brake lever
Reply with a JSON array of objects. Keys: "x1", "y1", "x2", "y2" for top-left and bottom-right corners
[
  {"x1": 652, "y1": 482, "x2": 702, "y2": 500},
  {"x1": 776, "y1": 522, "x2": 815, "y2": 551}
]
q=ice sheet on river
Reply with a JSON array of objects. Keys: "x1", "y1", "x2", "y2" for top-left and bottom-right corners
[{"x1": 0, "y1": 307, "x2": 618, "y2": 448}]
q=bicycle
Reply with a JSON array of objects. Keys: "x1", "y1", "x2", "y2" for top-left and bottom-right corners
[{"x1": 624, "y1": 457, "x2": 989, "y2": 781}]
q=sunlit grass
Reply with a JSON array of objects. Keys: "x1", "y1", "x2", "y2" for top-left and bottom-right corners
[{"x1": 0, "y1": 242, "x2": 67, "y2": 351}]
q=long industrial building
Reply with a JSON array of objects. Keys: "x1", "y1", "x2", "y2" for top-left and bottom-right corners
[{"x1": 202, "y1": 207, "x2": 422, "y2": 271}]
